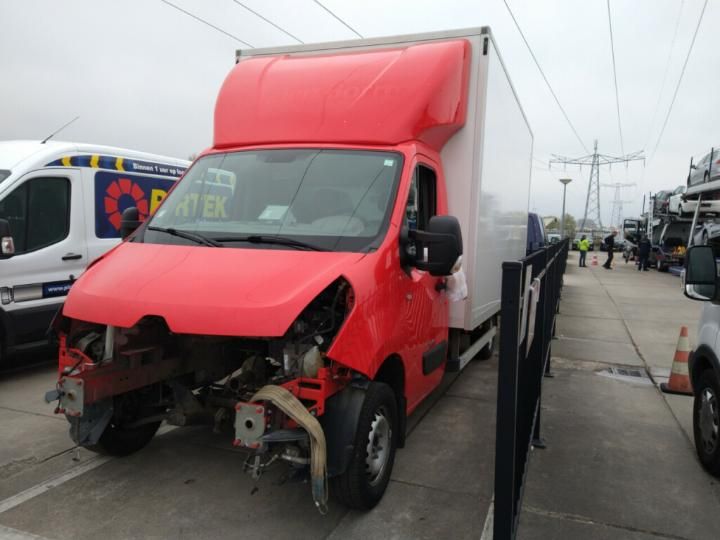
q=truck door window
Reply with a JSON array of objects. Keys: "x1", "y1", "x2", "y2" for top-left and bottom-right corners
[
  {"x1": 405, "y1": 165, "x2": 437, "y2": 231},
  {"x1": 0, "y1": 177, "x2": 70, "y2": 254}
]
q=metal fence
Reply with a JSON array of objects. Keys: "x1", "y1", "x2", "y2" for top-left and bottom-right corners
[{"x1": 493, "y1": 239, "x2": 569, "y2": 539}]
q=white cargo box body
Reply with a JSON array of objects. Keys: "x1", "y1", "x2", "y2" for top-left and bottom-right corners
[
  {"x1": 438, "y1": 29, "x2": 533, "y2": 330},
  {"x1": 237, "y1": 27, "x2": 532, "y2": 332}
]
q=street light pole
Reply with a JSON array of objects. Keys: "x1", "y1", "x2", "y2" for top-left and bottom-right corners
[{"x1": 559, "y1": 178, "x2": 572, "y2": 239}]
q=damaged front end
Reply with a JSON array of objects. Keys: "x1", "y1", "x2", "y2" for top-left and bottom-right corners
[{"x1": 45, "y1": 278, "x2": 356, "y2": 512}]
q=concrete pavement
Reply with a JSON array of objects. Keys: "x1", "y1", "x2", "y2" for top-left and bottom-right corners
[
  {"x1": 519, "y1": 250, "x2": 720, "y2": 539},
  {"x1": 2, "y1": 249, "x2": 720, "y2": 539},
  {"x1": 0, "y1": 349, "x2": 497, "y2": 539}
]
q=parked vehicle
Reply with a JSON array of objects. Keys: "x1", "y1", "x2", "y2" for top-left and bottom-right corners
[
  {"x1": 547, "y1": 233, "x2": 561, "y2": 244},
  {"x1": 41, "y1": 29, "x2": 532, "y2": 510},
  {"x1": 650, "y1": 221, "x2": 691, "y2": 271},
  {"x1": 669, "y1": 185, "x2": 693, "y2": 216},
  {"x1": 653, "y1": 190, "x2": 673, "y2": 214},
  {"x1": 688, "y1": 148, "x2": 720, "y2": 188},
  {"x1": 572, "y1": 232, "x2": 594, "y2": 251},
  {"x1": 0, "y1": 141, "x2": 188, "y2": 364},
  {"x1": 681, "y1": 246, "x2": 720, "y2": 476},
  {"x1": 527, "y1": 213, "x2": 545, "y2": 254}
]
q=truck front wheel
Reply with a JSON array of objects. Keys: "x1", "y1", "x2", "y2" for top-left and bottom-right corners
[
  {"x1": 89, "y1": 418, "x2": 161, "y2": 457},
  {"x1": 85, "y1": 391, "x2": 162, "y2": 457},
  {"x1": 694, "y1": 369, "x2": 720, "y2": 476},
  {"x1": 331, "y1": 382, "x2": 398, "y2": 509}
]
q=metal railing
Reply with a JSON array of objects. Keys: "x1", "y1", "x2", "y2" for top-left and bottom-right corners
[{"x1": 493, "y1": 239, "x2": 569, "y2": 539}]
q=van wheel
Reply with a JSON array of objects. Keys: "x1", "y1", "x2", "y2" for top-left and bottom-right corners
[
  {"x1": 331, "y1": 382, "x2": 397, "y2": 509},
  {"x1": 477, "y1": 332, "x2": 496, "y2": 360},
  {"x1": 87, "y1": 419, "x2": 161, "y2": 457},
  {"x1": 85, "y1": 391, "x2": 161, "y2": 456},
  {"x1": 693, "y1": 370, "x2": 720, "y2": 476}
]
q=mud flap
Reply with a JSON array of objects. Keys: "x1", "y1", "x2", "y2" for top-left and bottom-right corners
[
  {"x1": 67, "y1": 399, "x2": 113, "y2": 446},
  {"x1": 319, "y1": 383, "x2": 368, "y2": 477}
]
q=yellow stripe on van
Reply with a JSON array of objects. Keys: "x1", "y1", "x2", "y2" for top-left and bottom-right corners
[
  {"x1": 61, "y1": 156, "x2": 72, "y2": 167},
  {"x1": 90, "y1": 155, "x2": 100, "y2": 168},
  {"x1": 115, "y1": 157, "x2": 125, "y2": 171}
]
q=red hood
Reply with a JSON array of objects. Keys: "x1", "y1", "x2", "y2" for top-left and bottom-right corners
[{"x1": 64, "y1": 242, "x2": 364, "y2": 336}]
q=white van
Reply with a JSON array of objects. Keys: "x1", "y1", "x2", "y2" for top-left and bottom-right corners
[{"x1": 0, "y1": 141, "x2": 188, "y2": 363}]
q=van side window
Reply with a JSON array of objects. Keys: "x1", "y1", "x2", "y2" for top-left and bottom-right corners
[
  {"x1": 0, "y1": 178, "x2": 70, "y2": 254},
  {"x1": 405, "y1": 165, "x2": 437, "y2": 231}
]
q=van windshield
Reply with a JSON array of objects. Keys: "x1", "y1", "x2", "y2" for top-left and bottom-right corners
[{"x1": 143, "y1": 149, "x2": 403, "y2": 252}]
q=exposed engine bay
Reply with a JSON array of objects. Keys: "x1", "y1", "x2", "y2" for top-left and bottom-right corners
[{"x1": 47, "y1": 279, "x2": 355, "y2": 512}]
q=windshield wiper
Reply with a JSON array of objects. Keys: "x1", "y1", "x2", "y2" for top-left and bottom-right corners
[
  {"x1": 147, "y1": 226, "x2": 223, "y2": 247},
  {"x1": 214, "y1": 235, "x2": 326, "y2": 251}
]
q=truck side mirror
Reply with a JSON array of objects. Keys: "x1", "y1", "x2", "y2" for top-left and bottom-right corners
[
  {"x1": 684, "y1": 245, "x2": 717, "y2": 301},
  {"x1": 410, "y1": 215, "x2": 463, "y2": 276},
  {"x1": 0, "y1": 218, "x2": 15, "y2": 258},
  {"x1": 120, "y1": 207, "x2": 141, "y2": 240}
]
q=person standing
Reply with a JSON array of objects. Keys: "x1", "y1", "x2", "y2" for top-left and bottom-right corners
[
  {"x1": 637, "y1": 234, "x2": 651, "y2": 271},
  {"x1": 603, "y1": 230, "x2": 618, "y2": 269},
  {"x1": 578, "y1": 235, "x2": 590, "y2": 267}
]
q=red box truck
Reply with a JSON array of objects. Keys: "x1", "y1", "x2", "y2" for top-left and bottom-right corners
[{"x1": 46, "y1": 27, "x2": 532, "y2": 511}]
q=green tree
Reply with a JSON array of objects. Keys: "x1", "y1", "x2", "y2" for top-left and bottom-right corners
[
  {"x1": 544, "y1": 214, "x2": 575, "y2": 237},
  {"x1": 563, "y1": 214, "x2": 576, "y2": 237}
]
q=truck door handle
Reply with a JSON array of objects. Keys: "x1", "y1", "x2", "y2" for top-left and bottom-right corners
[{"x1": 62, "y1": 253, "x2": 82, "y2": 261}]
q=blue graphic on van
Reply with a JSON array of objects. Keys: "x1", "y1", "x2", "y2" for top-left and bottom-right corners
[
  {"x1": 95, "y1": 171, "x2": 176, "y2": 238},
  {"x1": 46, "y1": 155, "x2": 187, "y2": 178},
  {"x1": 42, "y1": 280, "x2": 73, "y2": 298}
]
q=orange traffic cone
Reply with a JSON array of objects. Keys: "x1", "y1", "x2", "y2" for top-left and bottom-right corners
[
  {"x1": 660, "y1": 326, "x2": 693, "y2": 396},
  {"x1": 591, "y1": 255, "x2": 598, "y2": 266}
]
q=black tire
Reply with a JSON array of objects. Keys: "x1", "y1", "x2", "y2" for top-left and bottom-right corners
[
  {"x1": 477, "y1": 332, "x2": 496, "y2": 361},
  {"x1": 82, "y1": 390, "x2": 162, "y2": 456},
  {"x1": 693, "y1": 369, "x2": 720, "y2": 476},
  {"x1": 331, "y1": 382, "x2": 398, "y2": 509},
  {"x1": 87, "y1": 419, "x2": 161, "y2": 457}
]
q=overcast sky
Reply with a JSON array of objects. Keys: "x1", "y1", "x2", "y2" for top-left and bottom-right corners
[{"x1": 1, "y1": 0, "x2": 717, "y2": 224}]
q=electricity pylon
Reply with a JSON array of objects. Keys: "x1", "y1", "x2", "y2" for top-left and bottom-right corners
[
  {"x1": 550, "y1": 140, "x2": 644, "y2": 230},
  {"x1": 602, "y1": 182, "x2": 635, "y2": 229}
]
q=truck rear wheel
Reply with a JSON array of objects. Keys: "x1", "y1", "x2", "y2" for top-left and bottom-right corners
[
  {"x1": 331, "y1": 382, "x2": 397, "y2": 509},
  {"x1": 477, "y1": 330, "x2": 496, "y2": 360},
  {"x1": 693, "y1": 369, "x2": 720, "y2": 476}
]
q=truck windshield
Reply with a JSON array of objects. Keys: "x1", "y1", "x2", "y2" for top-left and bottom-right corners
[{"x1": 143, "y1": 149, "x2": 402, "y2": 252}]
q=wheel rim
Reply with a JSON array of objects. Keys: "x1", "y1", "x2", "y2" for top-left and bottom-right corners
[
  {"x1": 699, "y1": 387, "x2": 720, "y2": 454},
  {"x1": 365, "y1": 406, "x2": 392, "y2": 486}
]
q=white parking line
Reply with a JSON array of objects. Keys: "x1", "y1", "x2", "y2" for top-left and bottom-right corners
[
  {"x1": 0, "y1": 426, "x2": 177, "y2": 516},
  {"x1": 0, "y1": 524, "x2": 53, "y2": 540},
  {"x1": 0, "y1": 455, "x2": 112, "y2": 515}
]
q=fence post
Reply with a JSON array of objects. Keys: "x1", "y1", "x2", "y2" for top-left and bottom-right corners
[{"x1": 494, "y1": 261, "x2": 523, "y2": 540}]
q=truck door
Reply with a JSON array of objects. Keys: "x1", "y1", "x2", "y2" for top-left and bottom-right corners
[
  {"x1": 399, "y1": 162, "x2": 449, "y2": 408},
  {"x1": 0, "y1": 169, "x2": 87, "y2": 346}
]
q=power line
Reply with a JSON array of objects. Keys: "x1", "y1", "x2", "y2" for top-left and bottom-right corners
[
  {"x1": 312, "y1": 0, "x2": 363, "y2": 39},
  {"x1": 502, "y1": 0, "x2": 589, "y2": 154},
  {"x1": 550, "y1": 140, "x2": 644, "y2": 229},
  {"x1": 606, "y1": 0, "x2": 624, "y2": 155},
  {"x1": 160, "y1": 0, "x2": 253, "y2": 47},
  {"x1": 651, "y1": 0, "x2": 709, "y2": 159},
  {"x1": 644, "y1": 0, "x2": 684, "y2": 150},
  {"x1": 231, "y1": 0, "x2": 303, "y2": 44}
]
